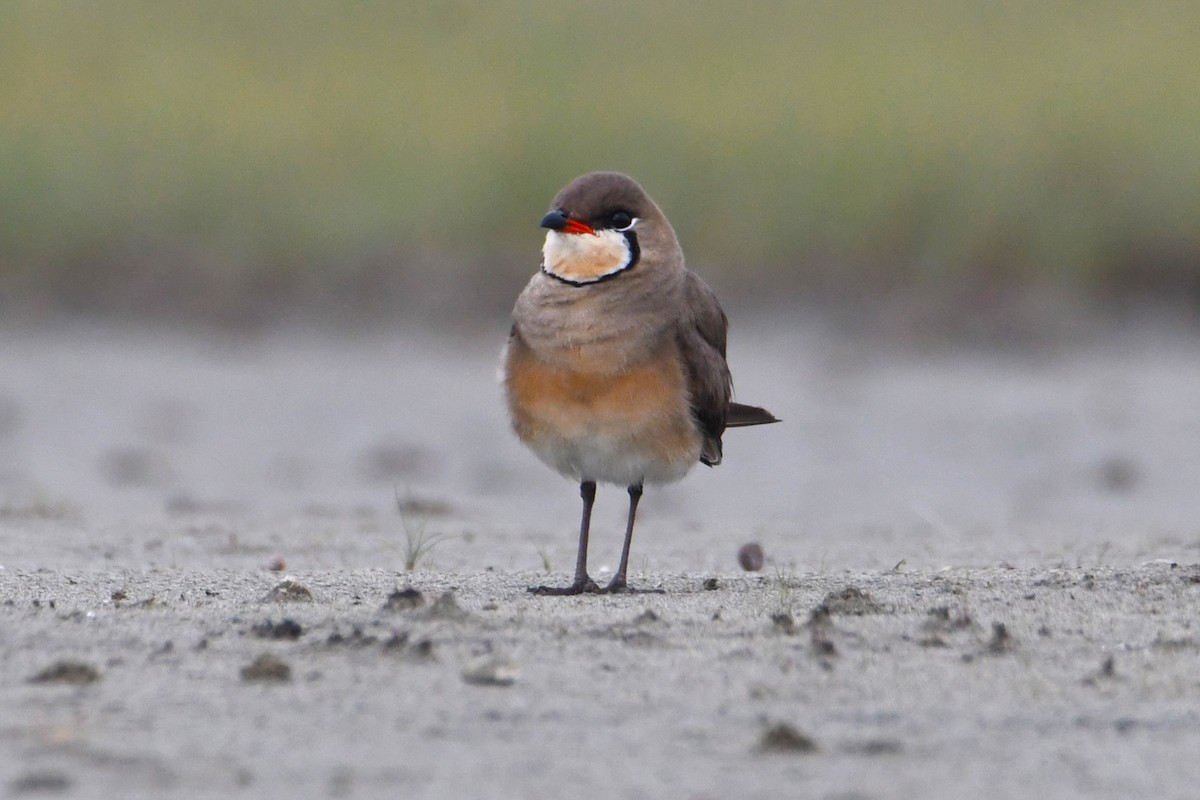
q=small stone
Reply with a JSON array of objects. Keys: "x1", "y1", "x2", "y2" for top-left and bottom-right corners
[
  {"x1": 325, "y1": 626, "x2": 376, "y2": 648},
  {"x1": 266, "y1": 557, "x2": 287, "y2": 572},
  {"x1": 821, "y1": 586, "x2": 886, "y2": 615},
  {"x1": 922, "y1": 605, "x2": 973, "y2": 633},
  {"x1": 461, "y1": 654, "x2": 518, "y2": 686},
  {"x1": 382, "y1": 632, "x2": 410, "y2": 651},
  {"x1": 251, "y1": 618, "x2": 304, "y2": 640},
  {"x1": 703, "y1": 577, "x2": 720, "y2": 591},
  {"x1": 263, "y1": 579, "x2": 313, "y2": 603},
  {"x1": 757, "y1": 722, "x2": 817, "y2": 753},
  {"x1": 29, "y1": 661, "x2": 100, "y2": 685},
  {"x1": 738, "y1": 542, "x2": 765, "y2": 571},
  {"x1": 382, "y1": 587, "x2": 426, "y2": 612},
  {"x1": 240, "y1": 653, "x2": 291, "y2": 682}
]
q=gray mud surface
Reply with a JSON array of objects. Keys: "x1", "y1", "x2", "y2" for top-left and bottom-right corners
[{"x1": 3, "y1": 319, "x2": 1200, "y2": 799}]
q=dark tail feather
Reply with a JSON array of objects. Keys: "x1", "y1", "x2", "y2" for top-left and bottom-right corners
[{"x1": 726, "y1": 402, "x2": 780, "y2": 427}]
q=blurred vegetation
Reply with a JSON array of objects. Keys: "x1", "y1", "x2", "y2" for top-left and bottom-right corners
[{"x1": 2, "y1": 1, "x2": 1199, "y2": 320}]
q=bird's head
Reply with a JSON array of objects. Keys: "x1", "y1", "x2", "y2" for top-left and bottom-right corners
[{"x1": 539, "y1": 172, "x2": 678, "y2": 286}]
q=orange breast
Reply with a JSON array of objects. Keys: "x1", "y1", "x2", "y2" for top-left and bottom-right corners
[{"x1": 504, "y1": 337, "x2": 701, "y2": 475}]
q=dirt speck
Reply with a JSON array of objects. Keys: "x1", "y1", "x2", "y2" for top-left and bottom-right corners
[
  {"x1": 409, "y1": 638, "x2": 435, "y2": 659},
  {"x1": 251, "y1": 618, "x2": 304, "y2": 640},
  {"x1": 1083, "y1": 655, "x2": 1118, "y2": 686},
  {"x1": 29, "y1": 660, "x2": 100, "y2": 685},
  {"x1": 633, "y1": 609, "x2": 660, "y2": 625},
  {"x1": 806, "y1": 605, "x2": 839, "y2": 659},
  {"x1": 757, "y1": 722, "x2": 817, "y2": 754},
  {"x1": 987, "y1": 622, "x2": 1015, "y2": 654},
  {"x1": 382, "y1": 587, "x2": 426, "y2": 612},
  {"x1": 380, "y1": 631, "x2": 408, "y2": 650},
  {"x1": 703, "y1": 577, "x2": 720, "y2": 590},
  {"x1": 326, "y1": 627, "x2": 377, "y2": 648},
  {"x1": 738, "y1": 542, "x2": 765, "y2": 571},
  {"x1": 770, "y1": 611, "x2": 796, "y2": 635},
  {"x1": 821, "y1": 586, "x2": 887, "y2": 615},
  {"x1": 10, "y1": 771, "x2": 72, "y2": 795},
  {"x1": 240, "y1": 653, "x2": 292, "y2": 682},
  {"x1": 380, "y1": 631, "x2": 435, "y2": 660},
  {"x1": 263, "y1": 579, "x2": 313, "y2": 603},
  {"x1": 922, "y1": 605, "x2": 974, "y2": 633}
]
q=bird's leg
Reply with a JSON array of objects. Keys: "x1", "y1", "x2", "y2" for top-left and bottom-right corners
[
  {"x1": 529, "y1": 481, "x2": 600, "y2": 595},
  {"x1": 603, "y1": 482, "x2": 643, "y2": 593}
]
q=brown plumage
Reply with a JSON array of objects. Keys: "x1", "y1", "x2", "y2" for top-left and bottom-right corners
[{"x1": 502, "y1": 171, "x2": 778, "y2": 594}]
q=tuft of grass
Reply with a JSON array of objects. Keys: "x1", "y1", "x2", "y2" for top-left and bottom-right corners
[
  {"x1": 534, "y1": 544, "x2": 553, "y2": 574},
  {"x1": 771, "y1": 566, "x2": 798, "y2": 618},
  {"x1": 394, "y1": 489, "x2": 445, "y2": 572}
]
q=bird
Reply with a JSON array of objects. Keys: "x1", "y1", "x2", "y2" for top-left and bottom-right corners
[{"x1": 502, "y1": 171, "x2": 778, "y2": 595}]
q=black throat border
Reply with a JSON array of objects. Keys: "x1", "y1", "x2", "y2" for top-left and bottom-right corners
[{"x1": 541, "y1": 230, "x2": 640, "y2": 287}]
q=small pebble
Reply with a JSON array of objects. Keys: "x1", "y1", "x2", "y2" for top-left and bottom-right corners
[
  {"x1": 240, "y1": 653, "x2": 292, "y2": 682},
  {"x1": 251, "y1": 618, "x2": 304, "y2": 640},
  {"x1": 738, "y1": 542, "x2": 765, "y2": 572},
  {"x1": 263, "y1": 579, "x2": 313, "y2": 603},
  {"x1": 461, "y1": 654, "x2": 518, "y2": 686},
  {"x1": 757, "y1": 722, "x2": 817, "y2": 753},
  {"x1": 821, "y1": 586, "x2": 886, "y2": 615},
  {"x1": 383, "y1": 587, "x2": 426, "y2": 612},
  {"x1": 29, "y1": 661, "x2": 100, "y2": 685}
]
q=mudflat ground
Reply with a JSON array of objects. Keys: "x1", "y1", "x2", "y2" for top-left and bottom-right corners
[{"x1": 2, "y1": 317, "x2": 1199, "y2": 799}]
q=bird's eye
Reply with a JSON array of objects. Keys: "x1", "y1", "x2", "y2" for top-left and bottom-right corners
[{"x1": 609, "y1": 211, "x2": 635, "y2": 231}]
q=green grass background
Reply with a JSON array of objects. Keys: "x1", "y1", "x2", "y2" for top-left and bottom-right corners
[{"x1": 3, "y1": 1, "x2": 1199, "y2": 318}]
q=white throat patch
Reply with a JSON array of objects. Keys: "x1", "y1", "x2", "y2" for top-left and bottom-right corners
[{"x1": 542, "y1": 229, "x2": 635, "y2": 285}]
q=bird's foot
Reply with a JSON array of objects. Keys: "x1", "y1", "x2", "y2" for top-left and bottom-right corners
[{"x1": 527, "y1": 577, "x2": 601, "y2": 596}]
